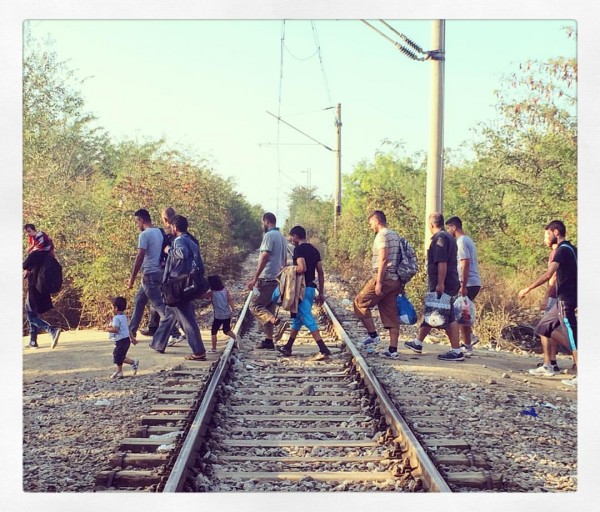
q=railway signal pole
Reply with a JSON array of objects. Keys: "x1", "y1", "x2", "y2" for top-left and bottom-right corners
[{"x1": 424, "y1": 20, "x2": 446, "y2": 251}]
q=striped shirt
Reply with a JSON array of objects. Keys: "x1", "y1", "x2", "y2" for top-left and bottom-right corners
[{"x1": 372, "y1": 227, "x2": 400, "y2": 280}]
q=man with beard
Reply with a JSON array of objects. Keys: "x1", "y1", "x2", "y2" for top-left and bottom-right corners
[
  {"x1": 519, "y1": 220, "x2": 578, "y2": 386},
  {"x1": 247, "y1": 212, "x2": 288, "y2": 350}
]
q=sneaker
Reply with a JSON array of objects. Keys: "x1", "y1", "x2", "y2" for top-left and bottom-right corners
[
  {"x1": 404, "y1": 340, "x2": 423, "y2": 354},
  {"x1": 50, "y1": 328, "x2": 62, "y2": 349},
  {"x1": 437, "y1": 350, "x2": 465, "y2": 362},
  {"x1": 257, "y1": 339, "x2": 275, "y2": 350},
  {"x1": 276, "y1": 345, "x2": 292, "y2": 357},
  {"x1": 528, "y1": 365, "x2": 557, "y2": 377},
  {"x1": 460, "y1": 343, "x2": 473, "y2": 358},
  {"x1": 168, "y1": 335, "x2": 184, "y2": 347},
  {"x1": 561, "y1": 376, "x2": 577, "y2": 387},
  {"x1": 537, "y1": 361, "x2": 560, "y2": 372},
  {"x1": 381, "y1": 350, "x2": 400, "y2": 359},
  {"x1": 361, "y1": 335, "x2": 381, "y2": 346},
  {"x1": 28, "y1": 340, "x2": 39, "y2": 349},
  {"x1": 110, "y1": 371, "x2": 124, "y2": 379},
  {"x1": 470, "y1": 335, "x2": 480, "y2": 347},
  {"x1": 132, "y1": 360, "x2": 140, "y2": 376},
  {"x1": 273, "y1": 320, "x2": 290, "y2": 342}
]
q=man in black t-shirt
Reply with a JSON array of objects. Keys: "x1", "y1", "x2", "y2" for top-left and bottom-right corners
[
  {"x1": 276, "y1": 225, "x2": 331, "y2": 360},
  {"x1": 404, "y1": 212, "x2": 463, "y2": 361},
  {"x1": 519, "y1": 220, "x2": 578, "y2": 386}
]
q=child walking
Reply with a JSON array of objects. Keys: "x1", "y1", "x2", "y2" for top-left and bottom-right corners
[
  {"x1": 107, "y1": 296, "x2": 139, "y2": 379},
  {"x1": 206, "y1": 275, "x2": 237, "y2": 352}
]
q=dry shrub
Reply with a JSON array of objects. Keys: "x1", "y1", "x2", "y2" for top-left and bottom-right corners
[{"x1": 474, "y1": 265, "x2": 546, "y2": 348}]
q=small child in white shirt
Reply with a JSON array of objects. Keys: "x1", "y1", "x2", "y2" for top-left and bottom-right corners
[
  {"x1": 106, "y1": 296, "x2": 139, "y2": 379},
  {"x1": 206, "y1": 275, "x2": 237, "y2": 352}
]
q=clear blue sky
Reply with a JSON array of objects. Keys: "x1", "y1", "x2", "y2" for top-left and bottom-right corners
[{"x1": 26, "y1": 19, "x2": 576, "y2": 221}]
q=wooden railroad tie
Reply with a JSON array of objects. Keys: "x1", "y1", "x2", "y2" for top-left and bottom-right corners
[
  {"x1": 213, "y1": 470, "x2": 394, "y2": 482},
  {"x1": 95, "y1": 470, "x2": 162, "y2": 488}
]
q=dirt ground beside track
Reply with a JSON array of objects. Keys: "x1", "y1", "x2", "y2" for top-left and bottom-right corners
[{"x1": 22, "y1": 325, "x2": 577, "y2": 406}]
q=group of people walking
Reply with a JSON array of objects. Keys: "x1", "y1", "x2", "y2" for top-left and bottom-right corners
[{"x1": 24, "y1": 207, "x2": 577, "y2": 387}]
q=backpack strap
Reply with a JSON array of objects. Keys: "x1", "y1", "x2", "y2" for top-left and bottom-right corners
[{"x1": 559, "y1": 243, "x2": 577, "y2": 265}]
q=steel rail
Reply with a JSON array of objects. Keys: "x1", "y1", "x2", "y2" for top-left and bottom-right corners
[
  {"x1": 162, "y1": 293, "x2": 450, "y2": 492},
  {"x1": 321, "y1": 301, "x2": 452, "y2": 492},
  {"x1": 162, "y1": 291, "x2": 253, "y2": 492}
]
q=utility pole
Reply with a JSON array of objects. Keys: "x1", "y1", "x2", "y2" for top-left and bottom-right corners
[
  {"x1": 334, "y1": 103, "x2": 342, "y2": 234},
  {"x1": 424, "y1": 20, "x2": 446, "y2": 251}
]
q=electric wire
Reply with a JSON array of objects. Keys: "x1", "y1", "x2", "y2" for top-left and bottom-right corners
[
  {"x1": 276, "y1": 20, "x2": 286, "y2": 214},
  {"x1": 311, "y1": 21, "x2": 333, "y2": 107},
  {"x1": 378, "y1": 19, "x2": 428, "y2": 55},
  {"x1": 360, "y1": 19, "x2": 429, "y2": 61}
]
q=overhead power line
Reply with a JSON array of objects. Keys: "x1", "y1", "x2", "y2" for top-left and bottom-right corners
[
  {"x1": 266, "y1": 111, "x2": 333, "y2": 152},
  {"x1": 360, "y1": 19, "x2": 437, "y2": 61}
]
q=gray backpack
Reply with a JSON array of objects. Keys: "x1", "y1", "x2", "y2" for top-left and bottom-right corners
[{"x1": 396, "y1": 237, "x2": 418, "y2": 284}]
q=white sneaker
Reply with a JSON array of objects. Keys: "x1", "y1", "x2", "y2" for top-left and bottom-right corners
[
  {"x1": 528, "y1": 365, "x2": 557, "y2": 377},
  {"x1": 132, "y1": 360, "x2": 140, "y2": 376},
  {"x1": 110, "y1": 371, "x2": 124, "y2": 379},
  {"x1": 561, "y1": 376, "x2": 577, "y2": 387},
  {"x1": 168, "y1": 335, "x2": 184, "y2": 347},
  {"x1": 360, "y1": 335, "x2": 381, "y2": 346}
]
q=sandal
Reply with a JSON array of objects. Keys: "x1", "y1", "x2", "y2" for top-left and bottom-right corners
[{"x1": 184, "y1": 353, "x2": 207, "y2": 361}]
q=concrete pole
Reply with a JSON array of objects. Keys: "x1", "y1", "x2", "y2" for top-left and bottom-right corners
[
  {"x1": 424, "y1": 20, "x2": 445, "y2": 252},
  {"x1": 334, "y1": 103, "x2": 342, "y2": 234}
]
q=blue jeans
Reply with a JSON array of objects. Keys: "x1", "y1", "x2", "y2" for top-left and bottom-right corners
[
  {"x1": 25, "y1": 305, "x2": 54, "y2": 343},
  {"x1": 168, "y1": 301, "x2": 206, "y2": 355},
  {"x1": 291, "y1": 286, "x2": 319, "y2": 333},
  {"x1": 129, "y1": 272, "x2": 174, "y2": 350}
]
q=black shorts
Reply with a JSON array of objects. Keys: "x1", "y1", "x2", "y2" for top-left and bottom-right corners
[
  {"x1": 535, "y1": 301, "x2": 577, "y2": 350},
  {"x1": 211, "y1": 318, "x2": 232, "y2": 335},
  {"x1": 113, "y1": 337, "x2": 131, "y2": 365},
  {"x1": 466, "y1": 286, "x2": 481, "y2": 301}
]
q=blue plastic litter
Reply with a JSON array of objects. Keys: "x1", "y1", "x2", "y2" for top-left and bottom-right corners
[{"x1": 520, "y1": 406, "x2": 538, "y2": 417}]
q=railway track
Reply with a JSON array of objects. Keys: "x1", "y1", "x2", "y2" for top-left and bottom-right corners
[{"x1": 95, "y1": 291, "x2": 503, "y2": 492}]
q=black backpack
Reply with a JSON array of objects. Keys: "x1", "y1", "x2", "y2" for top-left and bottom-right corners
[{"x1": 37, "y1": 255, "x2": 63, "y2": 295}]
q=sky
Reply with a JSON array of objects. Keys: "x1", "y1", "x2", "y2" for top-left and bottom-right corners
[
  {"x1": 24, "y1": 18, "x2": 576, "y2": 222},
  {"x1": 2, "y1": 1, "x2": 600, "y2": 510}
]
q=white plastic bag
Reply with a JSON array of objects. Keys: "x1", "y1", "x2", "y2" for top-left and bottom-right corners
[
  {"x1": 423, "y1": 292, "x2": 452, "y2": 327},
  {"x1": 453, "y1": 296, "x2": 475, "y2": 326}
]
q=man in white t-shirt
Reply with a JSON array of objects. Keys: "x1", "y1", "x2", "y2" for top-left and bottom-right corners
[
  {"x1": 126, "y1": 208, "x2": 174, "y2": 352},
  {"x1": 445, "y1": 216, "x2": 481, "y2": 357}
]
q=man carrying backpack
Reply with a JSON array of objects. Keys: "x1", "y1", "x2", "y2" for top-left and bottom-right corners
[
  {"x1": 353, "y1": 210, "x2": 404, "y2": 358},
  {"x1": 23, "y1": 224, "x2": 62, "y2": 349}
]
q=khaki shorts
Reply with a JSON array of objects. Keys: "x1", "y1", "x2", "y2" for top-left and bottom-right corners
[
  {"x1": 250, "y1": 279, "x2": 278, "y2": 329},
  {"x1": 354, "y1": 277, "x2": 403, "y2": 329}
]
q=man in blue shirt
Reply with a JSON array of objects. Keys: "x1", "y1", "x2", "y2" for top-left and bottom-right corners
[{"x1": 127, "y1": 209, "x2": 174, "y2": 352}]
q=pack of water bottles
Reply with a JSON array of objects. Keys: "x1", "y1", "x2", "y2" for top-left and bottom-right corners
[
  {"x1": 423, "y1": 292, "x2": 452, "y2": 327},
  {"x1": 453, "y1": 296, "x2": 476, "y2": 326}
]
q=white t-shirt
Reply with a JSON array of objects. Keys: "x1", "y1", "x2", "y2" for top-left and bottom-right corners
[
  {"x1": 456, "y1": 234, "x2": 481, "y2": 287},
  {"x1": 109, "y1": 313, "x2": 129, "y2": 342}
]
